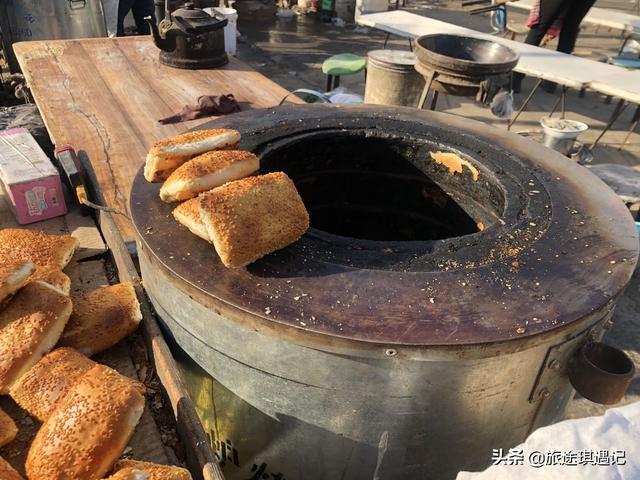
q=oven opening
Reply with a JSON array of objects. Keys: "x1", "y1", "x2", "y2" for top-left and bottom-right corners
[{"x1": 260, "y1": 131, "x2": 504, "y2": 242}]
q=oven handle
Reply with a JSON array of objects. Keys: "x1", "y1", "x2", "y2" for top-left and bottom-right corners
[{"x1": 568, "y1": 342, "x2": 635, "y2": 405}]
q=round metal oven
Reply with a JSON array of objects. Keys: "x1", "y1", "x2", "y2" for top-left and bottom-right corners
[{"x1": 130, "y1": 105, "x2": 638, "y2": 479}]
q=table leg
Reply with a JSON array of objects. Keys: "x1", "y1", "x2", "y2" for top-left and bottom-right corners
[
  {"x1": 618, "y1": 104, "x2": 640, "y2": 151},
  {"x1": 418, "y1": 72, "x2": 436, "y2": 110},
  {"x1": 549, "y1": 86, "x2": 567, "y2": 118},
  {"x1": 618, "y1": 34, "x2": 630, "y2": 56},
  {"x1": 590, "y1": 98, "x2": 628, "y2": 150},
  {"x1": 508, "y1": 78, "x2": 543, "y2": 130},
  {"x1": 430, "y1": 90, "x2": 439, "y2": 111},
  {"x1": 384, "y1": 33, "x2": 390, "y2": 49},
  {"x1": 326, "y1": 75, "x2": 333, "y2": 92}
]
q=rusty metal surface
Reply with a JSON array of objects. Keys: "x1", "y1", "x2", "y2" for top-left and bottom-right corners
[
  {"x1": 568, "y1": 342, "x2": 636, "y2": 405},
  {"x1": 130, "y1": 104, "x2": 638, "y2": 346},
  {"x1": 414, "y1": 34, "x2": 518, "y2": 96}
]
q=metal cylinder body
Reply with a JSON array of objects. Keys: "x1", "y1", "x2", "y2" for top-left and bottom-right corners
[
  {"x1": 130, "y1": 105, "x2": 638, "y2": 480},
  {"x1": 364, "y1": 50, "x2": 426, "y2": 107},
  {"x1": 140, "y1": 247, "x2": 613, "y2": 480},
  {"x1": 1, "y1": 0, "x2": 107, "y2": 71}
]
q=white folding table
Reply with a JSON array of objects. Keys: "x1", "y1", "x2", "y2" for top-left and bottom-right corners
[
  {"x1": 507, "y1": 0, "x2": 640, "y2": 36},
  {"x1": 357, "y1": 11, "x2": 640, "y2": 148}
]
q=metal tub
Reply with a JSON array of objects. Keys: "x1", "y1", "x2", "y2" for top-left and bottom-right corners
[{"x1": 1, "y1": 0, "x2": 107, "y2": 71}]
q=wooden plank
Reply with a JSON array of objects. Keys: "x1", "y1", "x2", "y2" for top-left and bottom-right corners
[
  {"x1": 13, "y1": 37, "x2": 301, "y2": 244},
  {"x1": 63, "y1": 208, "x2": 108, "y2": 260}
]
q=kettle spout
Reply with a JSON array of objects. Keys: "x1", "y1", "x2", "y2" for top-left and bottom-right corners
[{"x1": 145, "y1": 16, "x2": 173, "y2": 52}]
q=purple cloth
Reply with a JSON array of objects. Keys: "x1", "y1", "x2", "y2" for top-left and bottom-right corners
[{"x1": 159, "y1": 94, "x2": 241, "y2": 125}]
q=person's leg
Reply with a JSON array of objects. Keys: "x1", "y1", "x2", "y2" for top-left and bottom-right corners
[
  {"x1": 131, "y1": 0, "x2": 155, "y2": 35},
  {"x1": 524, "y1": 0, "x2": 569, "y2": 47},
  {"x1": 556, "y1": 0, "x2": 596, "y2": 54},
  {"x1": 513, "y1": 0, "x2": 569, "y2": 92},
  {"x1": 117, "y1": 0, "x2": 135, "y2": 36}
]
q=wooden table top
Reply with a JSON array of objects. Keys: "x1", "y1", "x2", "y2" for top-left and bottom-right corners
[{"x1": 14, "y1": 36, "x2": 300, "y2": 243}]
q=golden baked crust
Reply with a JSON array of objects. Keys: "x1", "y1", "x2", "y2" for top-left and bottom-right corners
[
  {"x1": 113, "y1": 460, "x2": 192, "y2": 480},
  {"x1": 10, "y1": 347, "x2": 96, "y2": 422},
  {"x1": 0, "y1": 407, "x2": 17, "y2": 447},
  {"x1": 25, "y1": 364, "x2": 146, "y2": 480},
  {"x1": 0, "y1": 229, "x2": 78, "y2": 269},
  {"x1": 144, "y1": 129, "x2": 241, "y2": 182},
  {"x1": 172, "y1": 198, "x2": 210, "y2": 242},
  {"x1": 0, "y1": 456, "x2": 24, "y2": 480},
  {"x1": 102, "y1": 469, "x2": 149, "y2": 480},
  {"x1": 199, "y1": 172, "x2": 309, "y2": 268},
  {"x1": 160, "y1": 150, "x2": 259, "y2": 202},
  {"x1": 166, "y1": 150, "x2": 258, "y2": 183},
  {"x1": 30, "y1": 265, "x2": 71, "y2": 295},
  {"x1": 0, "y1": 260, "x2": 35, "y2": 304},
  {"x1": 0, "y1": 281, "x2": 73, "y2": 394},
  {"x1": 58, "y1": 283, "x2": 142, "y2": 356}
]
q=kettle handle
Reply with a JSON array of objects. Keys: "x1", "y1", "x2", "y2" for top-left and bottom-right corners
[{"x1": 173, "y1": 15, "x2": 228, "y2": 34}]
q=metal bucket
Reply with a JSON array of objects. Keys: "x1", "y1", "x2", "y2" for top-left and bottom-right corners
[
  {"x1": 364, "y1": 50, "x2": 426, "y2": 107},
  {"x1": 0, "y1": 0, "x2": 107, "y2": 71},
  {"x1": 540, "y1": 117, "x2": 588, "y2": 156}
]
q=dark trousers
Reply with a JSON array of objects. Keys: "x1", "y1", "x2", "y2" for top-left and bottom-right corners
[
  {"x1": 117, "y1": 0, "x2": 155, "y2": 36},
  {"x1": 524, "y1": 0, "x2": 596, "y2": 53},
  {"x1": 514, "y1": 0, "x2": 595, "y2": 84}
]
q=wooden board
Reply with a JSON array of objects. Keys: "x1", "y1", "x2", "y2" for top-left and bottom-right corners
[{"x1": 13, "y1": 37, "x2": 301, "y2": 243}]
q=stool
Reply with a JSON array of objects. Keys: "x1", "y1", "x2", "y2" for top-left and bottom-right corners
[{"x1": 322, "y1": 54, "x2": 366, "y2": 91}]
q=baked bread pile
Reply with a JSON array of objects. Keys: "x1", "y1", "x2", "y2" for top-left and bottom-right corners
[
  {"x1": 0, "y1": 228, "x2": 191, "y2": 480},
  {"x1": 146, "y1": 129, "x2": 309, "y2": 268}
]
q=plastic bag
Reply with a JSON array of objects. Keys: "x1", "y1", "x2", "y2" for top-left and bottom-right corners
[
  {"x1": 327, "y1": 87, "x2": 363, "y2": 104},
  {"x1": 490, "y1": 89, "x2": 514, "y2": 118}
]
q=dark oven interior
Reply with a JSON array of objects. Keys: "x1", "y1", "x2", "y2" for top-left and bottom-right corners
[{"x1": 259, "y1": 129, "x2": 505, "y2": 243}]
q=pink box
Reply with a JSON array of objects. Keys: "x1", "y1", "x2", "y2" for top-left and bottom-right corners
[{"x1": 0, "y1": 128, "x2": 67, "y2": 224}]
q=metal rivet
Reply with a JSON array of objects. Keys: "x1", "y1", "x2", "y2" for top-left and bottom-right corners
[{"x1": 385, "y1": 348, "x2": 398, "y2": 357}]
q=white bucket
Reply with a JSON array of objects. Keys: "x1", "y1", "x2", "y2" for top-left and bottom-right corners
[
  {"x1": 540, "y1": 117, "x2": 588, "y2": 156},
  {"x1": 204, "y1": 7, "x2": 238, "y2": 56}
]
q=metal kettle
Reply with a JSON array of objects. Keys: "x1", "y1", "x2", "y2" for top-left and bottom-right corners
[{"x1": 146, "y1": 1, "x2": 228, "y2": 69}]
